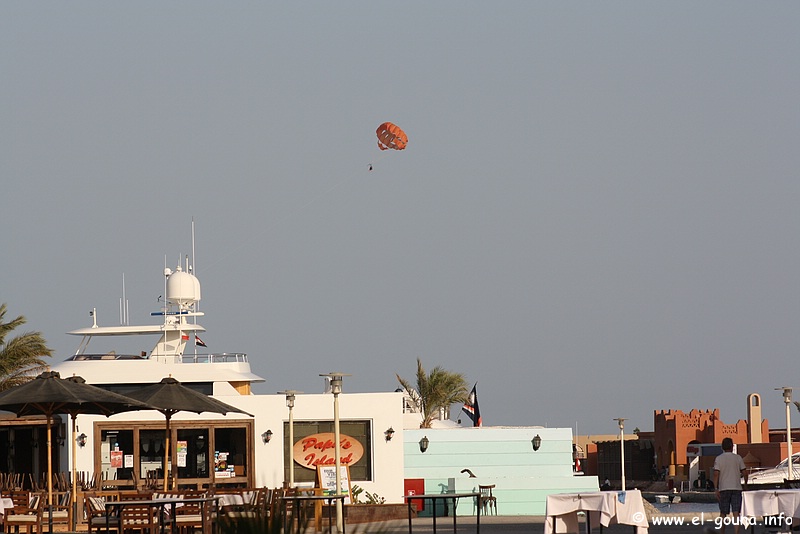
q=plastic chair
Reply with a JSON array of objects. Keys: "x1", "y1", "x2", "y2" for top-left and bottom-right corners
[{"x1": 478, "y1": 485, "x2": 497, "y2": 515}]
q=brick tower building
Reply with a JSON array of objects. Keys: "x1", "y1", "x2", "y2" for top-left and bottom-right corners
[{"x1": 654, "y1": 403, "x2": 768, "y2": 482}]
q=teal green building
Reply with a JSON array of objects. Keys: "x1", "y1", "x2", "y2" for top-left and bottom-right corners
[{"x1": 404, "y1": 427, "x2": 600, "y2": 515}]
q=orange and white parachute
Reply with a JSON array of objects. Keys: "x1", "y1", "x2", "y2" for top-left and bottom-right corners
[{"x1": 376, "y1": 122, "x2": 408, "y2": 151}]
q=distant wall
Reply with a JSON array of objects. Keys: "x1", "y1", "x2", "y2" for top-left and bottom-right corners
[{"x1": 404, "y1": 427, "x2": 599, "y2": 515}]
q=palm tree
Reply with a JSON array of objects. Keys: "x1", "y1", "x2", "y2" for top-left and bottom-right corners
[
  {"x1": 396, "y1": 358, "x2": 470, "y2": 428},
  {"x1": 0, "y1": 304, "x2": 53, "y2": 391}
]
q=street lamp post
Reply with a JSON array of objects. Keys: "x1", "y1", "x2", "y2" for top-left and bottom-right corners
[
  {"x1": 321, "y1": 373, "x2": 350, "y2": 534},
  {"x1": 778, "y1": 387, "x2": 794, "y2": 480},
  {"x1": 278, "y1": 390, "x2": 302, "y2": 487},
  {"x1": 614, "y1": 418, "x2": 627, "y2": 491}
]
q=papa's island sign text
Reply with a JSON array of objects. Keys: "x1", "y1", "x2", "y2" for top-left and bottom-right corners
[{"x1": 294, "y1": 432, "x2": 364, "y2": 469}]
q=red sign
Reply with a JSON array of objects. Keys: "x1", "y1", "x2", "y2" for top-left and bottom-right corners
[{"x1": 293, "y1": 432, "x2": 364, "y2": 469}]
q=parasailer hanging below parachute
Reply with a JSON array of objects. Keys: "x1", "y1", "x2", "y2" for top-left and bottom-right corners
[{"x1": 376, "y1": 122, "x2": 408, "y2": 151}]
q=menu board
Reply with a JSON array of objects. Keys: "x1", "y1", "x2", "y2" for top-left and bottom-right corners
[{"x1": 316, "y1": 465, "x2": 352, "y2": 504}]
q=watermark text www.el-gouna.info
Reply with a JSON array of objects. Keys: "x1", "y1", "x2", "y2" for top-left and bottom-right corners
[{"x1": 650, "y1": 512, "x2": 792, "y2": 529}]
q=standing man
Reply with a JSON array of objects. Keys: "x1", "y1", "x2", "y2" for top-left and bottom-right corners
[{"x1": 713, "y1": 437, "x2": 748, "y2": 534}]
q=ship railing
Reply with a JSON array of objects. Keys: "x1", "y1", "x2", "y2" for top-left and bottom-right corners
[
  {"x1": 69, "y1": 353, "x2": 147, "y2": 361},
  {"x1": 181, "y1": 352, "x2": 248, "y2": 364},
  {"x1": 68, "y1": 352, "x2": 249, "y2": 363}
]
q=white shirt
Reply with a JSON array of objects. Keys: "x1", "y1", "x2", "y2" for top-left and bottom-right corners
[{"x1": 714, "y1": 451, "x2": 746, "y2": 491}]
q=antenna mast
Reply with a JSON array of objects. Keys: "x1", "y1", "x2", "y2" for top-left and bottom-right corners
[
  {"x1": 191, "y1": 218, "x2": 197, "y2": 276},
  {"x1": 191, "y1": 218, "x2": 199, "y2": 356},
  {"x1": 119, "y1": 273, "x2": 129, "y2": 325}
]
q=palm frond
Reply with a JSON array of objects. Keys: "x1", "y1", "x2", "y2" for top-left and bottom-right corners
[
  {"x1": 0, "y1": 304, "x2": 54, "y2": 391},
  {"x1": 397, "y1": 357, "x2": 469, "y2": 429}
]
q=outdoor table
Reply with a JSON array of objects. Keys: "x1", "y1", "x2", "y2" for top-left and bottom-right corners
[
  {"x1": 544, "y1": 490, "x2": 649, "y2": 534},
  {"x1": 404, "y1": 492, "x2": 481, "y2": 534},
  {"x1": 106, "y1": 496, "x2": 218, "y2": 534},
  {"x1": 281, "y1": 494, "x2": 347, "y2": 534},
  {"x1": 217, "y1": 493, "x2": 245, "y2": 509},
  {"x1": 742, "y1": 489, "x2": 800, "y2": 530}
]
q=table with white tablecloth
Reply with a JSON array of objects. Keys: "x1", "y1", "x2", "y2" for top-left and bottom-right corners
[
  {"x1": 216, "y1": 493, "x2": 245, "y2": 508},
  {"x1": 0, "y1": 498, "x2": 14, "y2": 518},
  {"x1": 544, "y1": 490, "x2": 649, "y2": 534},
  {"x1": 742, "y1": 489, "x2": 800, "y2": 530}
]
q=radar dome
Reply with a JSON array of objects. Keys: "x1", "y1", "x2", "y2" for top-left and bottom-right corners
[{"x1": 166, "y1": 268, "x2": 201, "y2": 307}]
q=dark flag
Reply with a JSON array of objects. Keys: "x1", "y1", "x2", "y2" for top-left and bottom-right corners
[
  {"x1": 195, "y1": 335, "x2": 207, "y2": 347},
  {"x1": 461, "y1": 383, "x2": 482, "y2": 427}
]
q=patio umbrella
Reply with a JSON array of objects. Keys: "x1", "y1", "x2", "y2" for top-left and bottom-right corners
[
  {"x1": 0, "y1": 371, "x2": 157, "y2": 531},
  {"x1": 123, "y1": 376, "x2": 253, "y2": 491}
]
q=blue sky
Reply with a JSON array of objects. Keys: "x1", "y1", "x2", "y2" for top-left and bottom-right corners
[{"x1": 2, "y1": 2, "x2": 800, "y2": 435}]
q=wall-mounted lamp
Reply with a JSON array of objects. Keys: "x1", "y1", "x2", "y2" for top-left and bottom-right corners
[
  {"x1": 384, "y1": 427, "x2": 395, "y2": 442},
  {"x1": 77, "y1": 433, "x2": 87, "y2": 448},
  {"x1": 419, "y1": 435, "x2": 429, "y2": 453},
  {"x1": 532, "y1": 434, "x2": 542, "y2": 451},
  {"x1": 261, "y1": 430, "x2": 273, "y2": 444}
]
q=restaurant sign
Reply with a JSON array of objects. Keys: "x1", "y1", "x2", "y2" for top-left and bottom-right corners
[{"x1": 294, "y1": 432, "x2": 364, "y2": 469}]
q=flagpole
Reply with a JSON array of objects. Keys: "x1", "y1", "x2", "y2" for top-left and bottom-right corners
[{"x1": 461, "y1": 383, "x2": 481, "y2": 427}]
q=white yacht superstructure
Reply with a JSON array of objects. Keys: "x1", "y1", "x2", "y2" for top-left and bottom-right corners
[{"x1": 51, "y1": 263, "x2": 263, "y2": 393}]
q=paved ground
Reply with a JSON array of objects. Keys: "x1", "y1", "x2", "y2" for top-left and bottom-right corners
[
  {"x1": 49, "y1": 517, "x2": 774, "y2": 534},
  {"x1": 370, "y1": 514, "x2": 768, "y2": 534},
  {"x1": 51, "y1": 511, "x2": 778, "y2": 534}
]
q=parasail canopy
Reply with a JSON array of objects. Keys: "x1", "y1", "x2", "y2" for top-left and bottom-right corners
[{"x1": 376, "y1": 122, "x2": 408, "y2": 151}]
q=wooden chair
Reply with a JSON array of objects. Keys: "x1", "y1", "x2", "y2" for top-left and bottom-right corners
[
  {"x1": 244, "y1": 487, "x2": 269, "y2": 516},
  {"x1": 221, "y1": 487, "x2": 268, "y2": 519},
  {"x1": 276, "y1": 487, "x2": 297, "y2": 531},
  {"x1": 215, "y1": 488, "x2": 274, "y2": 533},
  {"x1": 118, "y1": 494, "x2": 158, "y2": 534},
  {"x1": 44, "y1": 490, "x2": 71, "y2": 529},
  {"x1": 211, "y1": 487, "x2": 244, "y2": 513},
  {"x1": 259, "y1": 487, "x2": 279, "y2": 527},
  {"x1": 6, "y1": 475, "x2": 22, "y2": 492},
  {"x1": 296, "y1": 487, "x2": 324, "y2": 532},
  {"x1": 5, "y1": 492, "x2": 43, "y2": 534},
  {"x1": 478, "y1": 485, "x2": 497, "y2": 515},
  {"x1": 173, "y1": 490, "x2": 212, "y2": 534},
  {"x1": 84, "y1": 493, "x2": 120, "y2": 534},
  {"x1": 6, "y1": 491, "x2": 30, "y2": 510},
  {"x1": 219, "y1": 487, "x2": 274, "y2": 526},
  {"x1": 142, "y1": 471, "x2": 161, "y2": 492}
]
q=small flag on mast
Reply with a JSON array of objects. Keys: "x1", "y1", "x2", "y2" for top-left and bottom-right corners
[
  {"x1": 195, "y1": 335, "x2": 207, "y2": 347},
  {"x1": 461, "y1": 383, "x2": 482, "y2": 427}
]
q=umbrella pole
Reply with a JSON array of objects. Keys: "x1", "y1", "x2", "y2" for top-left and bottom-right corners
[
  {"x1": 47, "y1": 414, "x2": 53, "y2": 534},
  {"x1": 163, "y1": 415, "x2": 171, "y2": 491},
  {"x1": 71, "y1": 415, "x2": 78, "y2": 531}
]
